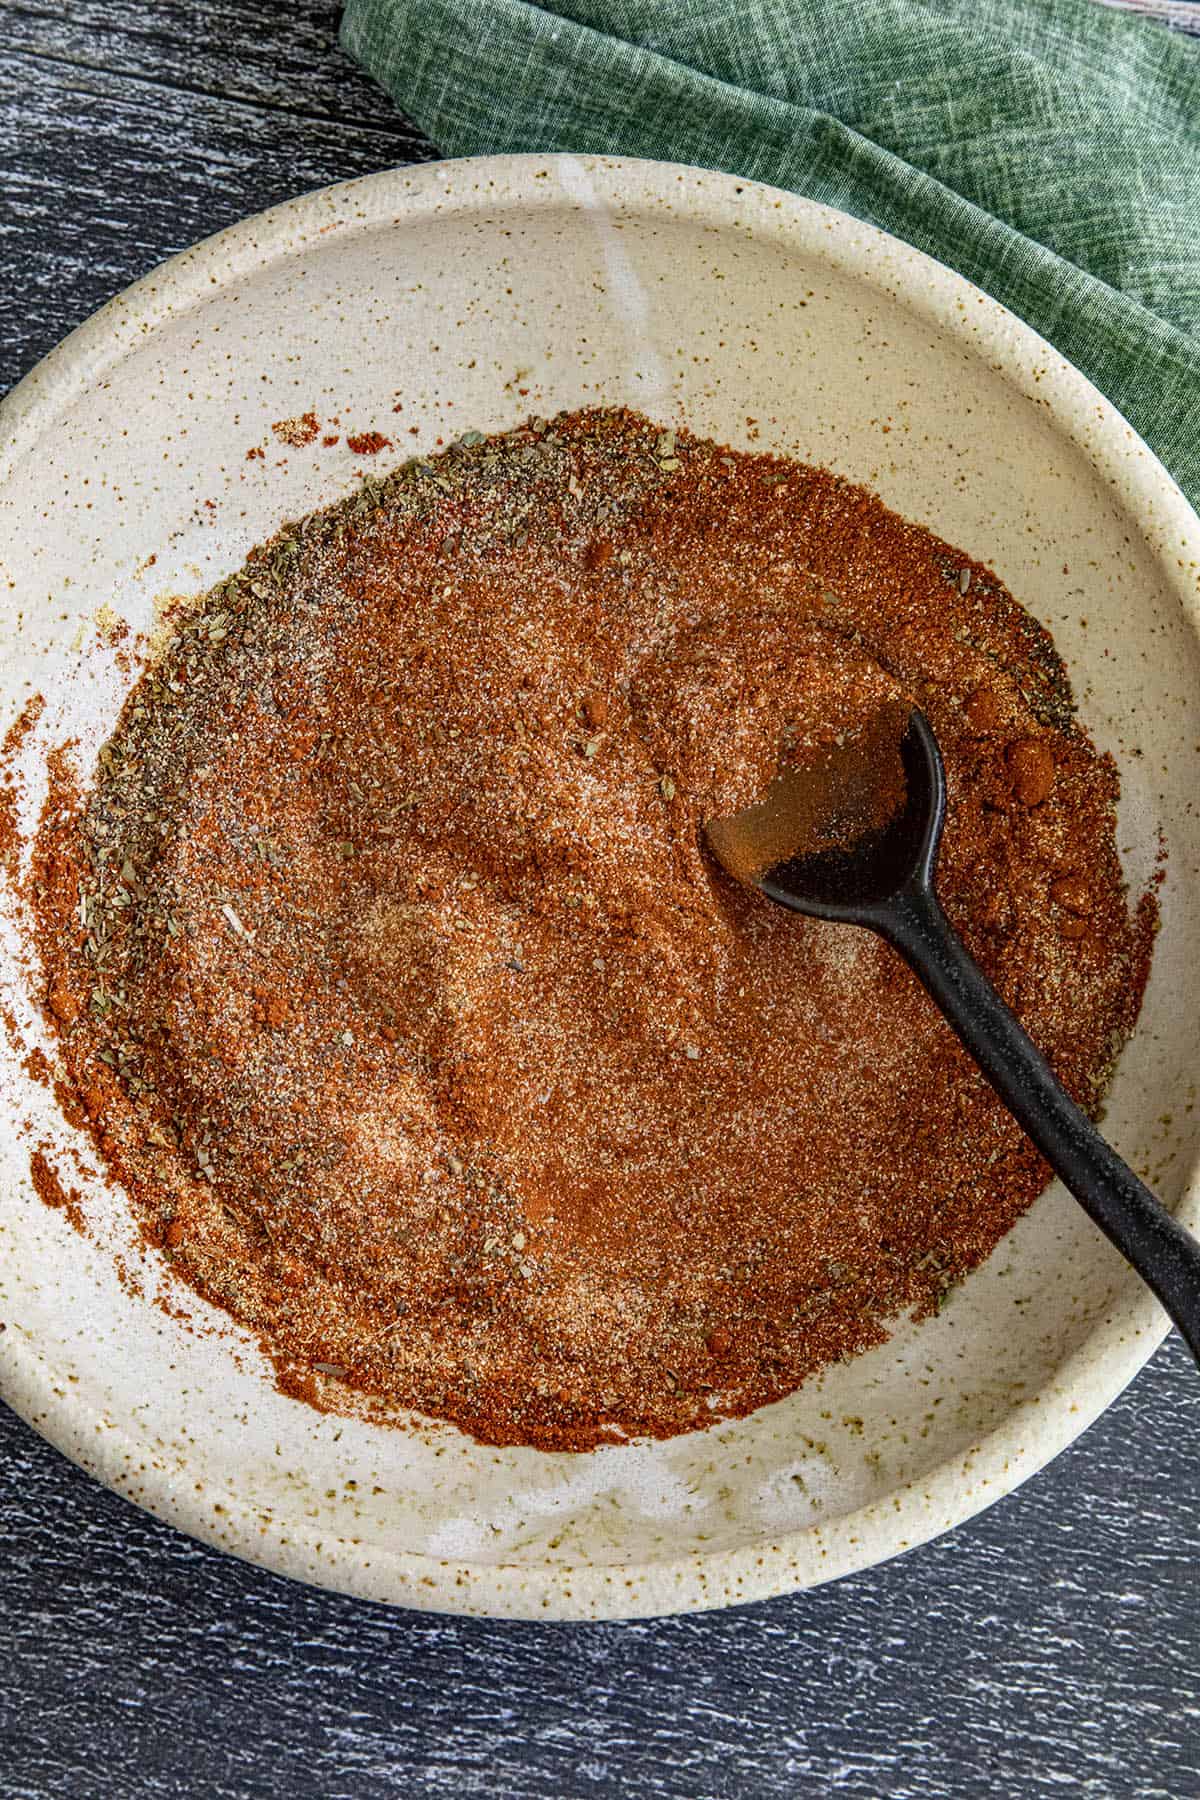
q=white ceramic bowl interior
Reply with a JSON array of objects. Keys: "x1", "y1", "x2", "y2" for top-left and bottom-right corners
[{"x1": 2, "y1": 157, "x2": 1200, "y2": 1620}]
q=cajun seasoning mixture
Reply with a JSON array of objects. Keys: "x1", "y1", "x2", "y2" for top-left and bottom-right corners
[{"x1": 29, "y1": 409, "x2": 1154, "y2": 1451}]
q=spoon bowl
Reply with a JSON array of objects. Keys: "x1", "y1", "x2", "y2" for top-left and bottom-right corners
[{"x1": 751, "y1": 708, "x2": 945, "y2": 917}]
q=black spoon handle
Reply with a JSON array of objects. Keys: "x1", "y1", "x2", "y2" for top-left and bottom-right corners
[{"x1": 879, "y1": 878, "x2": 1200, "y2": 1365}]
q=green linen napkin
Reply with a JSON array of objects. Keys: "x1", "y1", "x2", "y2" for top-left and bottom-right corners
[{"x1": 341, "y1": 0, "x2": 1200, "y2": 514}]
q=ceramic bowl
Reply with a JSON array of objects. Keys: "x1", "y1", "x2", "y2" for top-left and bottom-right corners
[{"x1": 2, "y1": 156, "x2": 1199, "y2": 1621}]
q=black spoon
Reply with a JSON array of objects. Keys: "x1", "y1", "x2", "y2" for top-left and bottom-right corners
[{"x1": 705, "y1": 707, "x2": 1200, "y2": 1364}]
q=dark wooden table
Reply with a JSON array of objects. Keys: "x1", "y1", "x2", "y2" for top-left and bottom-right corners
[{"x1": 3, "y1": 5, "x2": 1199, "y2": 1795}]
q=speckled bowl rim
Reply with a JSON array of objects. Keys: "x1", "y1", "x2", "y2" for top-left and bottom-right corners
[{"x1": 2, "y1": 154, "x2": 1198, "y2": 1621}]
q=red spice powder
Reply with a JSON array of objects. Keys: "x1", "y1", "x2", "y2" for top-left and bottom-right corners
[
  {"x1": 27, "y1": 409, "x2": 1154, "y2": 1451},
  {"x1": 0, "y1": 693, "x2": 45, "y2": 882},
  {"x1": 29, "y1": 1148, "x2": 85, "y2": 1234},
  {"x1": 271, "y1": 412, "x2": 320, "y2": 449},
  {"x1": 345, "y1": 431, "x2": 391, "y2": 456}
]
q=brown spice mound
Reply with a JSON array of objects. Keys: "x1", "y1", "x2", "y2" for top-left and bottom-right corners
[{"x1": 29, "y1": 408, "x2": 1155, "y2": 1451}]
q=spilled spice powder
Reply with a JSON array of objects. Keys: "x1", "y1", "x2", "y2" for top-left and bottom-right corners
[
  {"x1": 28, "y1": 408, "x2": 1155, "y2": 1451},
  {"x1": 28, "y1": 1148, "x2": 85, "y2": 1234},
  {"x1": 0, "y1": 693, "x2": 45, "y2": 883},
  {"x1": 272, "y1": 412, "x2": 320, "y2": 449},
  {"x1": 345, "y1": 430, "x2": 391, "y2": 457}
]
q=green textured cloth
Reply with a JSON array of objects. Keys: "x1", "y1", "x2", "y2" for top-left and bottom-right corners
[{"x1": 341, "y1": 0, "x2": 1200, "y2": 512}]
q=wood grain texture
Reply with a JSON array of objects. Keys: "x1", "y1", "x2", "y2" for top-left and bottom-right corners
[
  {"x1": 2, "y1": 4, "x2": 1200, "y2": 1796},
  {"x1": 1101, "y1": 0, "x2": 1200, "y2": 28},
  {"x1": 3, "y1": 0, "x2": 428, "y2": 126},
  {"x1": 0, "y1": 4, "x2": 436, "y2": 391}
]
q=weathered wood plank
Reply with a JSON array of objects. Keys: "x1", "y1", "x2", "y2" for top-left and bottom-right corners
[
  {"x1": 3, "y1": 0, "x2": 431, "y2": 126},
  {"x1": 1101, "y1": 0, "x2": 1200, "y2": 29},
  {"x1": 0, "y1": 51, "x2": 435, "y2": 394}
]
